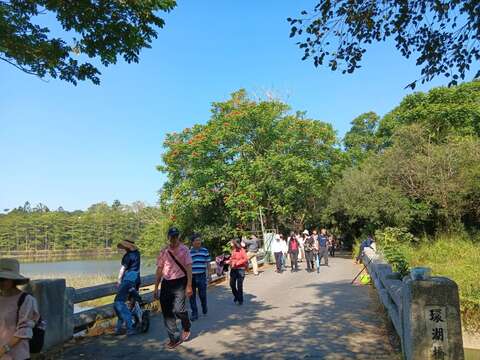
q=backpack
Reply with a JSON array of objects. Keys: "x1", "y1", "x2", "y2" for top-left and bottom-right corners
[{"x1": 17, "y1": 293, "x2": 45, "y2": 354}]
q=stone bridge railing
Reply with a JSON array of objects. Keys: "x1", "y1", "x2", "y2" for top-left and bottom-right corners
[{"x1": 362, "y1": 247, "x2": 464, "y2": 360}]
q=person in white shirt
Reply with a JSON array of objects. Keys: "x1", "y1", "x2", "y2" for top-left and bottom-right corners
[
  {"x1": 297, "y1": 232, "x2": 305, "y2": 262},
  {"x1": 272, "y1": 234, "x2": 286, "y2": 273}
]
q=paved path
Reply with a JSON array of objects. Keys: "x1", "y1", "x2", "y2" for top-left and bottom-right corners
[{"x1": 61, "y1": 255, "x2": 400, "y2": 359}]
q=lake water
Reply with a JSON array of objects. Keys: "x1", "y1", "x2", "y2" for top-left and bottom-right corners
[{"x1": 21, "y1": 258, "x2": 157, "y2": 278}]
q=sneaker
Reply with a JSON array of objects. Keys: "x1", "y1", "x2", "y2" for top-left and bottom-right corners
[
  {"x1": 181, "y1": 330, "x2": 191, "y2": 342},
  {"x1": 165, "y1": 339, "x2": 183, "y2": 349},
  {"x1": 190, "y1": 315, "x2": 198, "y2": 321}
]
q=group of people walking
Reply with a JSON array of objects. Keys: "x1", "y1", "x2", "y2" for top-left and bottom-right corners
[
  {"x1": 0, "y1": 225, "x2": 338, "y2": 357},
  {"x1": 271, "y1": 228, "x2": 338, "y2": 273}
]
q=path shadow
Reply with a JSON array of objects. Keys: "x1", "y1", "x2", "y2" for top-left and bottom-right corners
[
  {"x1": 210, "y1": 280, "x2": 399, "y2": 360},
  {"x1": 60, "y1": 283, "x2": 274, "y2": 360},
  {"x1": 60, "y1": 265, "x2": 399, "y2": 360}
]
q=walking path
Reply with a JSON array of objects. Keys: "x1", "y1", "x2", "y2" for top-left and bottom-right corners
[{"x1": 61, "y1": 255, "x2": 400, "y2": 359}]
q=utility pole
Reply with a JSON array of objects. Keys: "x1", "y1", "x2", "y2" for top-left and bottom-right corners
[{"x1": 259, "y1": 207, "x2": 266, "y2": 237}]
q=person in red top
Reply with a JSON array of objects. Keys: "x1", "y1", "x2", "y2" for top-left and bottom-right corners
[
  {"x1": 288, "y1": 232, "x2": 300, "y2": 272},
  {"x1": 228, "y1": 238, "x2": 248, "y2": 305}
]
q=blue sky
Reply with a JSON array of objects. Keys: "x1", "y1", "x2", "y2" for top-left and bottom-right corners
[{"x1": 0, "y1": 1, "x2": 473, "y2": 211}]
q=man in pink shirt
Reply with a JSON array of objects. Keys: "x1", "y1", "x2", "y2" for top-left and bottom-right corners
[{"x1": 154, "y1": 227, "x2": 193, "y2": 349}]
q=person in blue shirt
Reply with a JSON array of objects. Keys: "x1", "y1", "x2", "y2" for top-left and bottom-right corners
[
  {"x1": 189, "y1": 233, "x2": 211, "y2": 321},
  {"x1": 317, "y1": 228, "x2": 329, "y2": 267},
  {"x1": 114, "y1": 239, "x2": 141, "y2": 335},
  {"x1": 355, "y1": 235, "x2": 375, "y2": 263}
]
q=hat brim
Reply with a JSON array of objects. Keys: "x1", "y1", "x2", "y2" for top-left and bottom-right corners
[
  {"x1": 0, "y1": 271, "x2": 29, "y2": 284},
  {"x1": 117, "y1": 240, "x2": 137, "y2": 250}
]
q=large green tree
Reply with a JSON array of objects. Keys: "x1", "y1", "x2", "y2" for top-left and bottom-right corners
[
  {"x1": 343, "y1": 111, "x2": 380, "y2": 164},
  {"x1": 0, "y1": 0, "x2": 176, "y2": 84},
  {"x1": 378, "y1": 81, "x2": 480, "y2": 143},
  {"x1": 289, "y1": 1, "x2": 480, "y2": 88},
  {"x1": 327, "y1": 82, "x2": 480, "y2": 237},
  {"x1": 158, "y1": 90, "x2": 343, "y2": 248}
]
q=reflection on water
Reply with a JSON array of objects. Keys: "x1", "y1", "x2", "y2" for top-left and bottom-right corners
[{"x1": 21, "y1": 258, "x2": 156, "y2": 278}]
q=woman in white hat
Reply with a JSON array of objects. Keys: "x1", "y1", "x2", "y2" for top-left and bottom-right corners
[{"x1": 0, "y1": 258, "x2": 39, "y2": 360}]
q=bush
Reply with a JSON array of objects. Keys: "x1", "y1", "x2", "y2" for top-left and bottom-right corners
[
  {"x1": 399, "y1": 235, "x2": 480, "y2": 333},
  {"x1": 375, "y1": 227, "x2": 414, "y2": 246},
  {"x1": 375, "y1": 227, "x2": 413, "y2": 278}
]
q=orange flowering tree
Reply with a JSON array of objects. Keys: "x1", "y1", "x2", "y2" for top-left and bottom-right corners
[{"x1": 158, "y1": 90, "x2": 344, "y2": 251}]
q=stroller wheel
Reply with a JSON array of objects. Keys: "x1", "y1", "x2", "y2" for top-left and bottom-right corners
[{"x1": 141, "y1": 310, "x2": 150, "y2": 333}]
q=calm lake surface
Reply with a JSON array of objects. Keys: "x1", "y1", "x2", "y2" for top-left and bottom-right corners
[{"x1": 22, "y1": 258, "x2": 156, "y2": 278}]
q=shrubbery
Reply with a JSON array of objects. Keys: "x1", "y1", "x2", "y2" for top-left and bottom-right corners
[{"x1": 372, "y1": 229, "x2": 480, "y2": 333}]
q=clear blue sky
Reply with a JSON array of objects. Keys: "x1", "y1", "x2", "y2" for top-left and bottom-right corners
[{"x1": 0, "y1": 1, "x2": 473, "y2": 212}]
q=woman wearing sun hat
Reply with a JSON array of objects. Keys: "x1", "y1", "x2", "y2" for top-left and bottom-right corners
[
  {"x1": 0, "y1": 258, "x2": 40, "y2": 360},
  {"x1": 113, "y1": 239, "x2": 141, "y2": 336}
]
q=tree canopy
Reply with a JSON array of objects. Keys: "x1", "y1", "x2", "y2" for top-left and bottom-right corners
[
  {"x1": 158, "y1": 90, "x2": 344, "y2": 249},
  {"x1": 0, "y1": 0, "x2": 176, "y2": 84},
  {"x1": 327, "y1": 81, "x2": 480, "y2": 240},
  {"x1": 288, "y1": 0, "x2": 480, "y2": 89}
]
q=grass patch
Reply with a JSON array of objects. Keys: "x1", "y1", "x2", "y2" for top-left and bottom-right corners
[
  {"x1": 29, "y1": 273, "x2": 118, "y2": 308},
  {"x1": 29, "y1": 273, "x2": 117, "y2": 288},
  {"x1": 398, "y1": 235, "x2": 480, "y2": 333}
]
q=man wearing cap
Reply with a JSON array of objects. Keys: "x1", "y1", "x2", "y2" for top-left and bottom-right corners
[
  {"x1": 114, "y1": 239, "x2": 141, "y2": 335},
  {"x1": 189, "y1": 233, "x2": 210, "y2": 321},
  {"x1": 154, "y1": 227, "x2": 193, "y2": 349}
]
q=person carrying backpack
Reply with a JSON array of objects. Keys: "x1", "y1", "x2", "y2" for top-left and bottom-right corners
[
  {"x1": 303, "y1": 231, "x2": 315, "y2": 272},
  {"x1": 0, "y1": 258, "x2": 42, "y2": 360}
]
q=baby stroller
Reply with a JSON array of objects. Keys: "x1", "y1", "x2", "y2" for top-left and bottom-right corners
[{"x1": 128, "y1": 287, "x2": 150, "y2": 333}]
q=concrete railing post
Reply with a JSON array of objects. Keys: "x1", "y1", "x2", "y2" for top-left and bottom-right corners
[
  {"x1": 24, "y1": 279, "x2": 74, "y2": 351},
  {"x1": 402, "y1": 277, "x2": 464, "y2": 360}
]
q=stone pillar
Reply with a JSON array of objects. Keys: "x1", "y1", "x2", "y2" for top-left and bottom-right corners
[
  {"x1": 402, "y1": 277, "x2": 464, "y2": 360},
  {"x1": 23, "y1": 279, "x2": 74, "y2": 350}
]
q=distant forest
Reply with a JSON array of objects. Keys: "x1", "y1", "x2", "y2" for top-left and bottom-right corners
[{"x1": 0, "y1": 201, "x2": 166, "y2": 254}]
